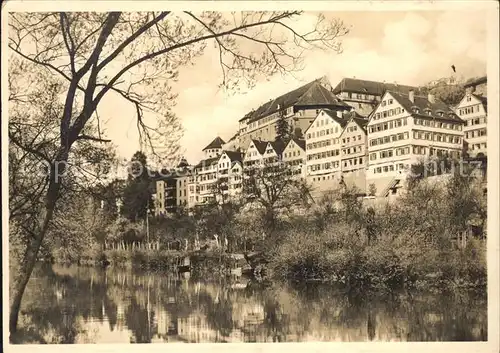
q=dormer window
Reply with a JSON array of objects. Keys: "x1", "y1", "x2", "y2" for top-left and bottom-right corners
[
  {"x1": 425, "y1": 109, "x2": 432, "y2": 116},
  {"x1": 437, "y1": 111, "x2": 444, "y2": 117},
  {"x1": 412, "y1": 107, "x2": 420, "y2": 114}
]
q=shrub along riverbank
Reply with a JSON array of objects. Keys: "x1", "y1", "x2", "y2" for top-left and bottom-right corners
[
  {"x1": 74, "y1": 248, "x2": 240, "y2": 277},
  {"x1": 264, "y1": 173, "x2": 487, "y2": 290},
  {"x1": 22, "y1": 166, "x2": 486, "y2": 291}
]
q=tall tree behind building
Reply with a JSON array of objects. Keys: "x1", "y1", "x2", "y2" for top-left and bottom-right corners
[
  {"x1": 275, "y1": 108, "x2": 293, "y2": 142},
  {"x1": 121, "y1": 151, "x2": 154, "y2": 222}
]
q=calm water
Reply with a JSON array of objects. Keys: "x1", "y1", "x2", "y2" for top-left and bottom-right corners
[{"x1": 14, "y1": 264, "x2": 487, "y2": 343}]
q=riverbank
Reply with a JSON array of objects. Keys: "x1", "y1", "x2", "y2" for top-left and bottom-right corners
[
  {"x1": 45, "y1": 236, "x2": 486, "y2": 291},
  {"x1": 266, "y1": 236, "x2": 486, "y2": 290},
  {"x1": 59, "y1": 248, "x2": 244, "y2": 278}
]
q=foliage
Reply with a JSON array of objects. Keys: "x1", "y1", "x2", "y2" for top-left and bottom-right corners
[
  {"x1": 242, "y1": 161, "x2": 313, "y2": 236},
  {"x1": 121, "y1": 151, "x2": 154, "y2": 222},
  {"x1": 267, "y1": 172, "x2": 487, "y2": 288},
  {"x1": 420, "y1": 76, "x2": 466, "y2": 106},
  {"x1": 275, "y1": 108, "x2": 292, "y2": 141},
  {"x1": 368, "y1": 183, "x2": 377, "y2": 197}
]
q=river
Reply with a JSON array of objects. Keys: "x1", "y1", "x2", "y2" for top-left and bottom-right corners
[{"x1": 13, "y1": 264, "x2": 487, "y2": 343}]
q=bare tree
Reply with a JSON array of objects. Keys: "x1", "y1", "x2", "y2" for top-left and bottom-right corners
[
  {"x1": 7, "y1": 11, "x2": 348, "y2": 335},
  {"x1": 242, "y1": 161, "x2": 312, "y2": 235}
]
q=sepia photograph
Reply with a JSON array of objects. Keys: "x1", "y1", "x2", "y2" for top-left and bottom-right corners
[{"x1": 2, "y1": 0, "x2": 499, "y2": 350}]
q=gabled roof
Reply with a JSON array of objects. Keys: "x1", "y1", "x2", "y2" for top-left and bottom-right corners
[
  {"x1": 387, "y1": 91, "x2": 464, "y2": 123},
  {"x1": 247, "y1": 139, "x2": 268, "y2": 155},
  {"x1": 239, "y1": 78, "x2": 349, "y2": 123},
  {"x1": 223, "y1": 150, "x2": 244, "y2": 163},
  {"x1": 202, "y1": 136, "x2": 225, "y2": 151},
  {"x1": 473, "y1": 94, "x2": 487, "y2": 108},
  {"x1": 289, "y1": 138, "x2": 306, "y2": 151},
  {"x1": 268, "y1": 140, "x2": 286, "y2": 155},
  {"x1": 464, "y1": 76, "x2": 487, "y2": 88},
  {"x1": 304, "y1": 108, "x2": 348, "y2": 134},
  {"x1": 342, "y1": 111, "x2": 368, "y2": 133},
  {"x1": 332, "y1": 77, "x2": 419, "y2": 96}
]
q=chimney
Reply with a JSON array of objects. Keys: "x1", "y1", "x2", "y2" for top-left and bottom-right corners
[
  {"x1": 409, "y1": 89, "x2": 415, "y2": 103},
  {"x1": 428, "y1": 92, "x2": 435, "y2": 104}
]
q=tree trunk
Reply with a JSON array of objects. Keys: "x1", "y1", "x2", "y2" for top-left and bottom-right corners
[{"x1": 9, "y1": 182, "x2": 58, "y2": 338}]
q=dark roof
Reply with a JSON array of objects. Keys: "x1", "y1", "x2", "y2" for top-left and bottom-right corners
[
  {"x1": 177, "y1": 157, "x2": 189, "y2": 168},
  {"x1": 194, "y1": 156, "x2": 219, "y2": 168},
  {"x1": 269, "y1": 140, "x2": 286, "y2": 155},
  {"x1": 290, "y1": 138, "x2": 306, "y2": 151},
  {"x1": 202, "y1": 136, "x2": 225, "y2": 151},
  {"x1": 464, "y1": 76, "x2": 487, "y2": 88},
  {"x1": 249, "y1": 139, "x2": 268, "y2": 155},
  {"x1": 223, "y1": 150, "x2": 243, "y2": 163},
  {"x1": 344, "y1": 111, "x2": 368, "y2": 132},
  {"x1": 388, "y1": 91, "x2": 464, "y2": 123},
  {"x1": 239, "y1": 78, "x2": 349, "y2": 123},
  {"x1": 332, "y1": 77, "x2": 419, "y2": 96},
  {"x1": 472, "y1": 94, "x2": 487, "y2": 108}
]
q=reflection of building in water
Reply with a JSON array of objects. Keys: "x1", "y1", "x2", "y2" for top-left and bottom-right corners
[
  {"x1": 224, "y1": 328, "x2": 244, "y2": 343},
  {"x1": 116, "y1": 303, "x2": 125, "y2": 330},
  {"x1": 155, "y1": 308, "x2": 170, "y2": 336},
  {"x1": 177, "y1": 311, "x2": 220, "y2": 343},
  {"x1": 232, "y1": 301, "x2": 265, "y2": 327}
]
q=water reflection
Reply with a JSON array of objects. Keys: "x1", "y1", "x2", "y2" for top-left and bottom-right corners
[{"x1": 14, "y1": 264, "x2": 487, "y2": 343}]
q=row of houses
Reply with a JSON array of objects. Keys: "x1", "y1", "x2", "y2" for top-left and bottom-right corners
[{"x1": 153, "y1": 75, "x2": 488, "y2": 216}]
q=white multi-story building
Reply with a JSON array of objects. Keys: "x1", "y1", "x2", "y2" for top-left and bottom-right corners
[
  {"x1": 282, "y1": 138, "x2": 306, "y2": 178},
  {"x1": 455, "y1": 92, "x2": 488, "y2": 158},
  {"x1": 339, "y1": 112, "x2": 369, "y2": 192},
  {"x1": 367, "y1": 90, "x2": 465, "y2": 196},
  {"x1": 215, "y1": 151, "x2": 244, "y2": 203},
  {"x1": 304, "y1": 109, "x2": 348, "y2": 197},
  {"x1": 243, "y1": 139, "x2": 268, "y2": 170}
]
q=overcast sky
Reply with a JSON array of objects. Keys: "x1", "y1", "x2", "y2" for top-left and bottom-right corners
[{"x1": 99, "y1": 9, "x2": 487, "y2": 166}]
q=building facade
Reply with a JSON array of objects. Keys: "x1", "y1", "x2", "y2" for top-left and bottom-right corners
[
  {"x1": 215, "y1": 151, "x2": 244, "y2": 203},
  {"x1": 243, "y1": 139, "x2": 268, "y2": 170},
  {"x1": 339, "y1": 112, "x2": 369, "y2": 192},
  {"x1": 282, "y1": 138, "x2": 306, "y2": 178},
  {"x1": 455, "y1": 91, "x2": 488, "y2": 158},
  {"x1": 304, "y1": 109, "x2": 348, "y2": 198},
  {"x1": 154, "y1": 175, "x2": 177, "y2": 216},
  {"x1": 366, "y1": 90, "x2": 464, "y2": 196}
]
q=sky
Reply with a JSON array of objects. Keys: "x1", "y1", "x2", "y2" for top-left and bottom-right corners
[{"x1": 99, "y1": 9, "x2": 488, "y2": 167}]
